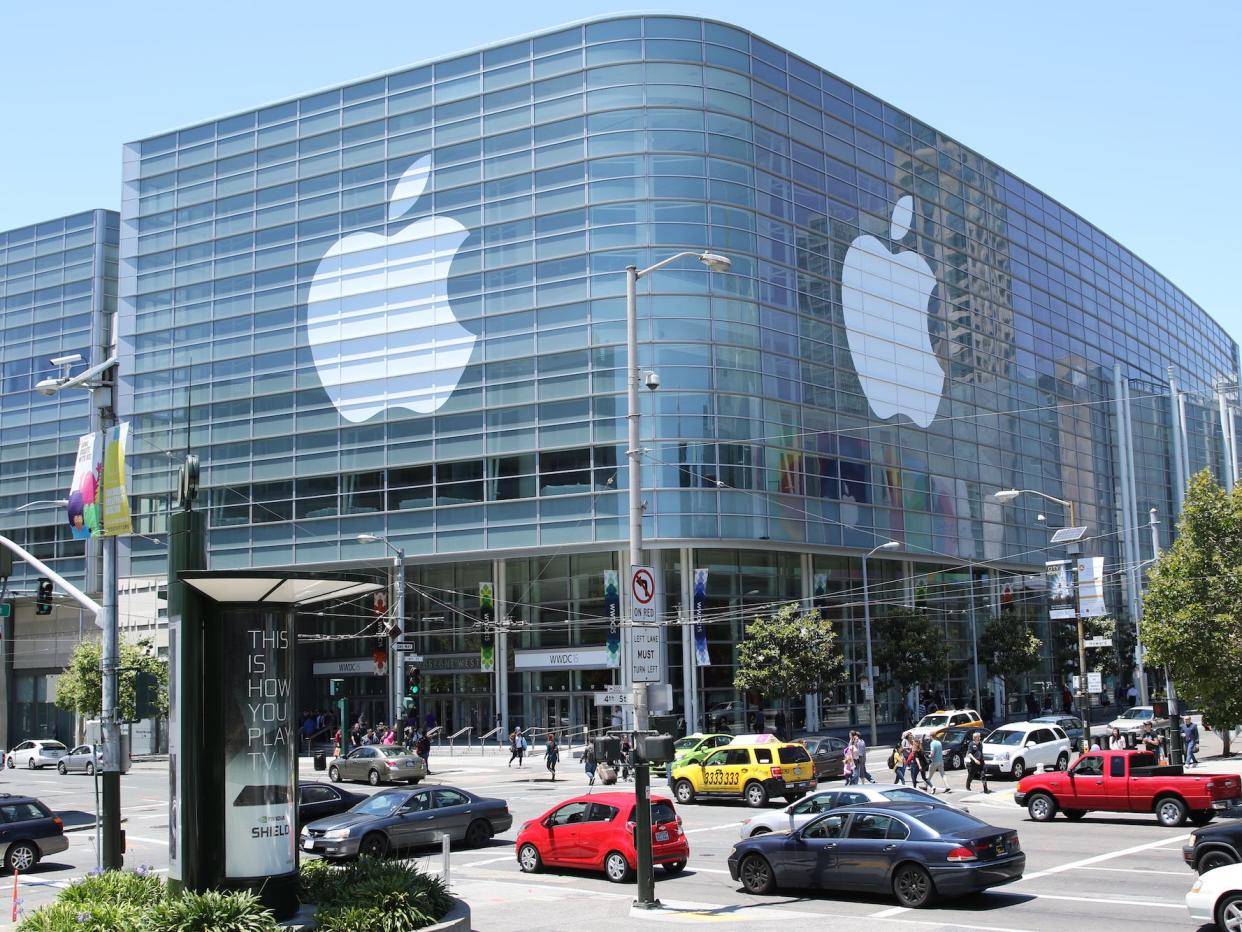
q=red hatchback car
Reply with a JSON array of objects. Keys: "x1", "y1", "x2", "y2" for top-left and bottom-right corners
[{"x1": 516, "y1": 792, "x2": 690, "y2": 883}]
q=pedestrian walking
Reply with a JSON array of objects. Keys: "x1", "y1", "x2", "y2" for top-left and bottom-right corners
[
  {"x1": 1126, "y1": 682, "x2": 1139, "y2": 707},
  {"x1": 965, "y1": 731, "x2": 989, "y2": 793},
  {"x1": 775, "y1": 710, "x2": 787, "y2": 742},
  {"x1": 843, "y1": 738, "x2": 857, "y2": 785},
  {"x1": 620, "y1": 738, "x2": 632, "y2": 781},
  {"x1": 905, "y1": 739, "x2": 922, "y2": 789},
  {"x1": 853, "y1": 731, "x2": 874, "y2": 783},
  {"x1": 416, "y1": 730, "x2": 432, "y2": 773},
  {"x1": 509, "y1": 726, "x2": 527, "y2": 767},
  {"x1": 545, "y1": 736, "x2": 559, "y2": 781},
  {"x1": 752, "y1": 707, "x2": 766, "y2": 734},
  {"x1": 1182, "y1": 716, "x2": 1200, "y2": 767},
  {"x1": 890, "y1": 740, "x2": 906, "y2": 785},
  {"x1": 926, "y1": 735, "x2": 951, "y2": 793},
  {"x1": 1140, "y1": 721, "x2": 1164, "y2": 758},
  {"x1": 583, "y1": 743, "x2": 597, "y2": 786}
]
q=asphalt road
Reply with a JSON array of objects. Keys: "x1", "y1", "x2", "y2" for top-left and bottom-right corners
[{"x1": 1, "y1": 748, "x2": 1234, "y2": 931}]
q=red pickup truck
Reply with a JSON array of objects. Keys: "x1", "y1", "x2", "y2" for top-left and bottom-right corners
[{"x1": 1014, "y1": 749, "x2": 1241, "y2": 827}]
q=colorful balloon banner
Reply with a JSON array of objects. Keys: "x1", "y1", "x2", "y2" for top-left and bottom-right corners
[
  {"x1": 604, "y1": 570, "x2": 620, "y2": 668},
  {"x1": 67, "y1": 432, "x2": 101, "y2": 539},
  {"x1": 693, "y1": 568, "x2": 710, "y2": 666},
  {"x1": 102, "y1": 422, "x2": 133, "y2": 536},
  {"x1": 479, "y1": 581, "x2": 495, "y2": 672}
]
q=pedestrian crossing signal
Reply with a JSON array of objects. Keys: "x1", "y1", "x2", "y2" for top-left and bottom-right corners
[{"x1": 35, "y1": 578, "x2": 53, "y2": 615}]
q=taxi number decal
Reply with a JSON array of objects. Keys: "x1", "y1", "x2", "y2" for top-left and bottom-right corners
[{"x1": 704, "y1": 769, "x2": 741, "y2": 786}]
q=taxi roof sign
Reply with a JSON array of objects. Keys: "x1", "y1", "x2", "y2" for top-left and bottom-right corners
[{"x1": 727, "y1": 733, "x2": 780, "y2": 745}]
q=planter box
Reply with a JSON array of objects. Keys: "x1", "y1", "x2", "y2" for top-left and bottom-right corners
[{"x1": 278, "y1": 897, "x2": 470, "y2": 931}]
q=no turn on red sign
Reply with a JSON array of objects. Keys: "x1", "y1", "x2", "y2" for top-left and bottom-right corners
[{"x1": 630, "y1": 565, "x2": 658, "y2": 623}]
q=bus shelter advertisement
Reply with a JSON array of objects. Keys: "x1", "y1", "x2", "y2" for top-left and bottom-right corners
[{"x1": 224, "y1": 611, "x2": 295, "y2": 878}]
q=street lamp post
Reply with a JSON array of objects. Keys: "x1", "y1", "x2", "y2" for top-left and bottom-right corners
[
  {"x1": 625, "y1": 250, "x2": 730, "y2": 913},
  {"x1": 358, "y1": 534, "x2": 405, "y2": 724},
  {"x1": 861, "y1": 540, "x2": 900, "y2": 747},
  {"x1": 993, "y1": 488, "x2": 1088, "y2": 737}
]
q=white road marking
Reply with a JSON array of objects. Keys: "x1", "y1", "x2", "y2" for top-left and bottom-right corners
[
  {"x1": 1079, "y1": 865, "x2": 1189, "y2": 876},
  {"x1": 686, "y1": 866, "x2": 731, "y2": 874},
  {"x1": 1019, "y1": 832, "x2": 1189, "y2": 881},
  {"x1": 684, "y1": 823, "x2": 744, "y2": 834},
  {"x1": 460, "y1": 855, "x2": 514, "y2": 867},
  {"x1": 870, "y1": 905, "x2": 909, "y2": 918},
  {"x1": 1014, "y1": 891, "x2": 1182, "y2": 910}
]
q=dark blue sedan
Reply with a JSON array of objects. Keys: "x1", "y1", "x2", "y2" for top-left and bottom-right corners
[{"x1": 727, "y1": 801, "x2": 1024, "y2": 908}]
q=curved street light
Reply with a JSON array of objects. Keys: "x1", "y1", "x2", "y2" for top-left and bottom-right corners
[{"x1": 862, "y1": 540, "x2": 901, "y2": 746}]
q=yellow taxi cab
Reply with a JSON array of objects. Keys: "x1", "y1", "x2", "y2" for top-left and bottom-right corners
[
  {"x1": 668, "y1": 734, "x2": 816, "y2": 808},
  {"x1": 909, "y1": 708, "x2": 983, "y2": 742}
]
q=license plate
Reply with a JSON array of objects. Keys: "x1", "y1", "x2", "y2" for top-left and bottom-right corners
[
  {"x1": 302, "y1": 838, "x2": 315, "y2": 850},
  {"x1": 656, "y1": 832, "x2": 669, "y2": 842},
  {"x1": 995, "y1": 845, "x2": 1006, "y2": 855}
]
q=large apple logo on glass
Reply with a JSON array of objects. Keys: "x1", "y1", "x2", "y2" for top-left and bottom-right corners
[
  {"x1": 306, "y1": 156, "x2": 474, "y2": 422},
  {"x1": 841, "y1": 195, "x2": 945, "y2": 428}
]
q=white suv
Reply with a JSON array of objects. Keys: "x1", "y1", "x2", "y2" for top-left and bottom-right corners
[{"x1": 982, "y1": 723, "x2": 1070, "y2": 779}]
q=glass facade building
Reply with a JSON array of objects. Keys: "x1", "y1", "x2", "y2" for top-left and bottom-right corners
[{"x1": 109, "y1": 16, "x2": 1238, "y2": 734}]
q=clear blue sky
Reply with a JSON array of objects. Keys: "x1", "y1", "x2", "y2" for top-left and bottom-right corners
[{"x1": 4, "y1": 2, "x2": 1238, "y2": 345}]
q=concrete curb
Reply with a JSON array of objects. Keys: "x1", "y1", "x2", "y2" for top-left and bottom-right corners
[{"x1": 420, "y1": 897, "x2": 471, "y2": 932}]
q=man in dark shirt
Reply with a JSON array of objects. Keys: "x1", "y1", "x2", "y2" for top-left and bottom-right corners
[
  {"x1": 1140, "y1": 722, "x2": 1164, "y2": 758},
  {"x1": 1181, "y1": 716, "x2": 1201, "y2": 768},
  {"x1": 965, "y1": 731, "x2": 989, "y2": 794}
]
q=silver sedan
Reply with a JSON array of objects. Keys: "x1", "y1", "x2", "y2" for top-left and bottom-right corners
[
  {"x1": 327, "y1": 746, "x2": 426, "y2": 786},
  {"x1": 57, "y1": 745, "x2": 103, "y2": 775},
  {"x1": 738, "y1": 784, "x2": 952, "y2": 838}
]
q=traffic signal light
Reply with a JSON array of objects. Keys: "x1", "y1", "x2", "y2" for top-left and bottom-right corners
[
  {"x1": 35, "y1": 578, "x2": 53, "y2": 615},
  {"x1": 404, "y1": 665, "x2": 421, "y2": 718},
  {"x1": 134, "y1": 671, "x2": 159, "y2": 720}
]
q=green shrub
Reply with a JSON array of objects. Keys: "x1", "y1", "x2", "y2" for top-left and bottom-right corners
[
  {"x1": 298, "y1": 855, "x2": 345, "y2": 905},
  {"x1": 56, "y1": 868, "x2": 165, "y2": 911},
  {"x1": 18, "y1": 900, "x2": 147, "y2": 932},
  {"x1": 149, "y1": 888, "x2": 277, "y2": 932},
  {"x1": 299, "y1": 857, "x2": 452, "y2": 930},
  {"x1": 316, "y1": 905, "x2": 420, "y2": 932}
]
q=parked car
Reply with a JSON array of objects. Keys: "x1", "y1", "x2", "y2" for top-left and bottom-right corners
[
  {"x1": 0, "y1": 793, "x2": 68, "y2": 873},
  {"x1": 728, "y1": 801, "x2": 1024, "y2": 908},
  {"x1": 297, "y1": 781, "x2": 364, "y2": 829},
  {"x1": 669, "y1": 734, "x2": 816, "y2": 808},
  {"x1": 800, "y1": 735, "x2": 849, "y2": 781},
  {"x1": 516, "y1": 791, "x2": 688, "y2": 883},
  {"x1": 5, "y1": 740, "x2": 68, "y2": 770},
  {"x1": 56, "y1": 745, "x2": 103, "y2": 775},
  {"x1": 1186, "y1": 861, "x2": 1242, "y2": 930},
  {"x1": 739, "y1": 783, "x2": 952, "y2": 839},
  {"x1": 909, "y1": 710, "x2": 983, "y2": 743},
  {"x1": 657, "y1": 733, "x2": 733, "y2": 777},
  {"x1": 938, "y1": 727, "x2": 974, "y2": 770},
  {"x1": 982, "y1": 723, "x2": 1071, "y2": 779},
  {"x1": 301, "y1": 785, "x2": 511, "y2": 859},
  {"x1": 1030, "y1": 715, "x2": 1086, "y2": 748},
  {"x1": 1184, "y1": 820, "x2": 1242, "y2": 874},
  {"x1": 1016, "y1": 749, "x2": 1242, "y2": 826},
  {"x1": 1103, "y1": 706, "x2": 1169, "y2": 745},
  {"x1": 326, "y1": 745, "x2": 426, "y2": 786}
]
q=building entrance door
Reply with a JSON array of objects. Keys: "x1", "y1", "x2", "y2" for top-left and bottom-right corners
[
  {"x1": 536, "y1": 696, "x2": 570, "y2": 735},
  {"x1": 572, "y1": 695, "x2": 610, "y2": 738}
]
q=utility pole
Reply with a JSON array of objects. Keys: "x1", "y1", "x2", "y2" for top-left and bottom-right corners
[
  {"x1": 632, "y1": 684, "x2": 657, "y2": 910},
  {"x1": 394, "y1": 548, "x2": 405, "y2": 725}
]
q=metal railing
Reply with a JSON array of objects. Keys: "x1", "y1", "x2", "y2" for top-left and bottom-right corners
[
  {"x1": 478, "y1": 726, "x2": 502, "y2": 755},
  {"x1": 445, "y1": 726, "x2": 472, "y2": 755}
]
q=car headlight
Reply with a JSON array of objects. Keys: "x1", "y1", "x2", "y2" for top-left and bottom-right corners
[
  {"x1": 1191, "y1": 879, "x2": 1203, "y2": 893},
  {"x1": 322, "y1": 829, "x2": 352, "y2": 840}
]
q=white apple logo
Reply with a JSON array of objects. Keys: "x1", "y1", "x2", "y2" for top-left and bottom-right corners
[
  {"x1": 306, "y1": 156, "x2": 475, "y2": 422},
  {"x1": 841, "y1": 195, "x2": 945, "y2": 428}
]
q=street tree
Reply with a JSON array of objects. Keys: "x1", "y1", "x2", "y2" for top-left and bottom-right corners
[
  {"x1": 1143, "y1": 469, "x2": 1242, "y2": 755},
  {"x1": 979, "y1": 614, "x2": 1042, "y2": 702},
  {"x1": 871, "y1": 606, "x2": 950, "y2": 700},
  {"x1": 55, "y1": 637, "x2": 169, "y2": 722},
  {"x1": 734, "y1": 604, "x2": 846, "y2": 714}
]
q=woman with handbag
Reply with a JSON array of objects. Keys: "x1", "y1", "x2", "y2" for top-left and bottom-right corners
[{"x1": 509, "y1": 726, "x2": 527, "y2": 767}]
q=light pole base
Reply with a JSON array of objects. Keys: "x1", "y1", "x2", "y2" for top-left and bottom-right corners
[{"x1": 633, "y1": 898, "x2": 663, "y2": 910}]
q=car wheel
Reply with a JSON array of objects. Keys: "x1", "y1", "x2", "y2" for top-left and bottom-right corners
[
  {"x1": 465, "y1": 819, "x2": 491, "y2": 849},
  {"x1": 1010, "y1": 759, "x2": 1026, "y2": 781},
  {"x1": 1063, "y1": 809, "x2": 1086, "y2": 821},
  {"x1": 4, "y1": 757, "x2": 11, "y2": 769},
  {"x1": 85, "y1": 763, "x2": 94, "y2": 776},
  {"x1": 604, "y1": 851, "x2": 633, "y2": 883},
  {"x1": 744, "y1": 782, "x2": 768, "y2": 808},
  {"x1": 662, "y1": 860, "x2": 686, "y2": 875},
  {"x1": 739, "y1": 853, "x2": 776, "y2": 895},
  {"x1": 1198, "y1": 850, "x2": 1236, "y2": 873},
  {"x1": 673, "y1": 779, "x2": 696, "y2": 804},
  {"x1": 1055, "y1": 753, "x2": 1069, "y2": 771},
  {"x1": 57, "y1": 762, "x2": 67, "y2": 775},
  {"x1": 5, "y1": 842, "x2": 38, "y2": 874},
  {"x1": 1027, "y1": 793, "x2": 1057, "y2": 822},
  {"x1": 1156, "y1": 796, "x2": 1187, "y2": 828},
  {"x1": 408, "y1": 777, "x2": 422, "y2": 785},
  {"x1": 749, "y1": 826, "x2": 771, "y2": 838},
  {"x1": 358, "y1": 832, "x2": 388, "y2": 859},
  {"x1": 892, "y1": 863, "x2": 935, "y2": 908},
  {"x1": 26, "y1": 757, "x2": 36, "y2": 770},
  {"x1": 949, "y1": 751, "x2": 962, "y2": 770},
  {"x1": 367, "y1": 769, "x2": 381, "y2": 787},
  {"x1": 518, "y1": 843, "x2": 542, "y2": 873},
  {"x1": 328, "y1": 765, "x2": 341, "y2": 783},
  {"x1": 1216, "y1": 892, "x2": 1242, "y2": 932}
]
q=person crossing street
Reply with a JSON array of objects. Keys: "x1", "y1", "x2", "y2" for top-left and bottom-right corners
[
  {"x1": 926, "y1": 734, "x2": 952, "y2": 793},
  {"x1": 965, "y1": 731, "x2": 990, "y2": 794}
]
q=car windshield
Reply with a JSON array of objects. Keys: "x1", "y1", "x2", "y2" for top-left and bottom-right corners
[
  {"x1": 985, "y1": 730, "x2": 1027, "y2": 746},
  {"x1": 916, "y1": 808, "x2": 988, "y2": 835},
  {"x1": 674, "y1": 738, "x2": 699, "y2": 751},
  {"x1": 917, "y1": 714, "x2": 950, "y2": 729},
  {"x1": 351, "y1": 794, "x2": 405, "y2": 817},
  {"x1": 376, "y1": 747, "x2": 409, "y2": 757},
  {"x1": 1120, "y1": 708, "x2": 1152, "y2": 720}
]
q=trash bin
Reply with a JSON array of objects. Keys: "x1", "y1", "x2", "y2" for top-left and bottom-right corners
[{"x1": 313, "y1": 752, "x2": 326, "y2": 771}]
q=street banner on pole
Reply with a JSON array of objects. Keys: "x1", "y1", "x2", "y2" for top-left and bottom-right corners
[
  {"x1": 479, "y1": 582, "x2": 495, "y2": 672},
  {"x1": 604, "y1": 570, "x2": 620, "y2": 668},
  {"x1": 102, "y1": 422, "x2": 133, "y2": 536},
  {"x1": 1045, "y1": 559, "x2": 1076, "y2": 619},
  {"x1": 1076, "y1": 557, "x2": 1107, "y2": 617},
  {"x1": 693, "y1": 568, "x2": 710, "y2": 666},
  {"x1": 67, "y1": 432, "x2": 101, "y2": 539}
]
